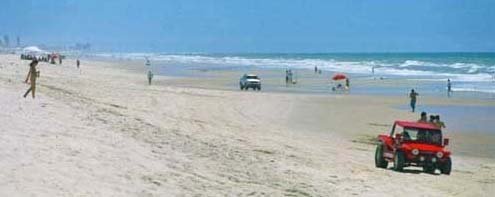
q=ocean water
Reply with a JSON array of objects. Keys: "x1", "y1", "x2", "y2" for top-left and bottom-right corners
[
  {"x1": 398, "y1": 105, "x2": 495, "y2": 134},
  {"x1": 92, "y1": 52, "x2": 495, "y2": 95}
]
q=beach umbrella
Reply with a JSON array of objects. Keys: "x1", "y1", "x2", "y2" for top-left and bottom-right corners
[{"x1": 332, "y1": 73, "x2": 347, "y2": 80}]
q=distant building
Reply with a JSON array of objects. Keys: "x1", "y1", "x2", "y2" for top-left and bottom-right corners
[
  {"x1": 3, "y1": 35, "x2": 9, "y2": 47},
  {"x1": 72, "y1": 42, "x2": 91, "y2": 51}
]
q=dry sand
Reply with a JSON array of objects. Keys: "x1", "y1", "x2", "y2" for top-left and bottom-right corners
[{"x1": 0, "y1": 54, "x2": 494, "y2": 196}]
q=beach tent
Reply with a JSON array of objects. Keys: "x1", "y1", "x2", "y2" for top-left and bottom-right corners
[
  {"x1": 23, "y1": 46, "x2": 43, "y2": 53},
  {"x1": 23, "y1": 46, "x2": 47, "y2": 55}
]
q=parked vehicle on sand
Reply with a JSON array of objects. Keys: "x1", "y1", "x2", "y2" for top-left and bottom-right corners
[
  {"x1": 240, "y1": 74, "x2": 261, "y2": 90},
  {"x1": 375, "y1": 120, "x2": 452, "y2": 175}
]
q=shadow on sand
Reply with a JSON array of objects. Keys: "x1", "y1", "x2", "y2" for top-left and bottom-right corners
[{"x1": 387, "y1": 167, "x2": 440, "y2": 176}]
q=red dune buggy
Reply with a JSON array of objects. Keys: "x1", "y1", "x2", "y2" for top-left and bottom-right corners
[{"x1": 375, "y1": 121, "x2": 452, "y2": 175}]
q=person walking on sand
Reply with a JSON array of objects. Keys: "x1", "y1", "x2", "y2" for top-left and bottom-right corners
[
  {"x1": 314, "y1": 66, "x2": 318, "y2": 74},
  {"x1": 285, "y1": 69, "x2": 289, "y2": 85},
  {"x1": 345, "y1": 78, "x2": 350, "y2": 90},
  {"x1": 372, "y1": 65, "x2": 376, "y2": 80},
  {"x1": 50, "y1": 55, "x2": 56, "y2": 64},
  {"x1": 147, "y1": 70, "x2": 154, "y2": 85},
  {"x1": 76, "y1": 59, "x2": 80, "y2": 69},
  {"x1": 447, "y1": 79, "x2": 452, "y2": 97},
  {"x1": 145, "y1": 58, "x2": 153, "y2": 85},
  {"x1": 23, "y1": 60, "x2": 39, "y2": 99},
  {"x1": 409, "y1": 89, "x2": 419, "y2": 112}
]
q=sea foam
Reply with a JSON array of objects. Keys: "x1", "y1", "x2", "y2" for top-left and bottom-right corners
[{"x1": 92, "y1": 53, "x2": 495, "y2": 83}]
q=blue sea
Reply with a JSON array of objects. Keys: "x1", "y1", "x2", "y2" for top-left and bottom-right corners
[
  {"x1": 398, "y1": 105, "x2": 495, "y2": 134},
  {"x1": 93, "y1": 52, "x2": 495, "y2": 96}
]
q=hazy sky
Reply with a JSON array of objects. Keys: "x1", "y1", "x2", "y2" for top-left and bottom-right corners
[{"x1": 1, "y1": 0, "x2": 494, "y2": 53}]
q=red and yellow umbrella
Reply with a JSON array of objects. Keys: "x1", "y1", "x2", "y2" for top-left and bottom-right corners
[{"x1": 332, "y1": 73, "x2": 347, "y2": 80}]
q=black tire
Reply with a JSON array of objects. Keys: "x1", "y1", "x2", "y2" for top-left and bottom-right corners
[
  {"x1": 375, "y1": 145, "x2": 388, "y2": 168},
  {"x1": 257, "y1": 86, "x2": 261, "y2": 91},
  {"x1": 393, "y1": 151, "x2": 405, "y2": 172},
  {"x1": 441, "y1": 157, "x2": 452, "y2": 175}
]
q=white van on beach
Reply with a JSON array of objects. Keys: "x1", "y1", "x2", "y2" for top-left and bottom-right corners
[{"x1": 240, "y1": 74, "x2": 261, "y2": 90}]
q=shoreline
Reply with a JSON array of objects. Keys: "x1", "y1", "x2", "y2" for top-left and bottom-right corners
[{"x1": 86, "y1": 52, "x2": 495, "y2": 96}]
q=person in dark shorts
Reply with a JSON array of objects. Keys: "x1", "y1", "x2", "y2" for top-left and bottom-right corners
[
  {"x1": 447, "y1": 79, "x2": 452, "y2": 97},
  {"x1": 285, "y1": 70, "x2": 289, "y2": 85},
  {"x1": 147, "y1": 70, "x2": 153, "y2": 85},
  {"x1": 409, "y1": 89, "x2": 419, "y2": 112}
]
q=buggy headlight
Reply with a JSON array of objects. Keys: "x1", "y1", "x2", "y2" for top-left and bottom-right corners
[
  {"x1": 412, "y1": 149, "x2": 419, "y2": 155},
  {"x1": 436, "y1": 152, "x2": 444, "y2": 158}
]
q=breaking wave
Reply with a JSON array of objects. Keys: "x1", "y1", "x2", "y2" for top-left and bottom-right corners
[{"x1": 93, "y1": 53, "x2": 495, "y2": 82}]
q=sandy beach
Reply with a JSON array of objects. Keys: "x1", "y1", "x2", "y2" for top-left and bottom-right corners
[{"x1": 1, "y1": 54, "x2": 494, "y2": 196}]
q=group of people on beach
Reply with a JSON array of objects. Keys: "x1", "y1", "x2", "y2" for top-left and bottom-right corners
[
  {"x1": 20, "y1": 53, "x2": 63, "y2": 65},
  {"x1": 332, "y1": 78, "x2": 350, "y2": 92},
  {"x1": 418, "y1": 111, "x2": 446, "y2": 129},
  {"x1": 285, "y1": 69, "x2": 296, "y2": 85},
  {"x1": 21, "y1": 54, "x2": 47, "y2": 62}
]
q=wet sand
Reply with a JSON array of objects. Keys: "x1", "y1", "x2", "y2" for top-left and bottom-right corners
[{"x1": 0, "y1": 54, "x2": 494, "y2": 196}]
